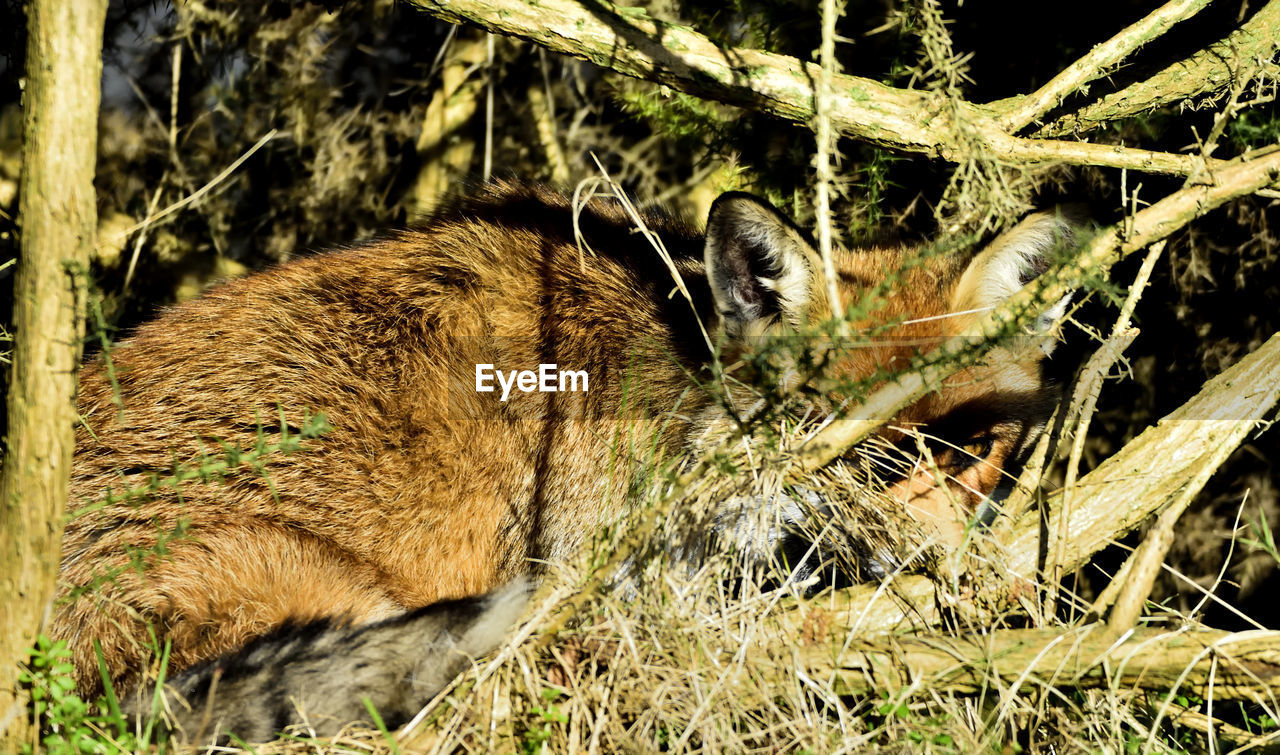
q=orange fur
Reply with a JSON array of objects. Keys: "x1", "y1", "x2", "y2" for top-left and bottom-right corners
[{"x1": 58, "y1": 183, "x2": 1068, "y2": 696}]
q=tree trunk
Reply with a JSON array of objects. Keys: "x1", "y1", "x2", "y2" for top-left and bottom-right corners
[{"x1": 0, "y1": 0, "x2": 107, "y2": 745}]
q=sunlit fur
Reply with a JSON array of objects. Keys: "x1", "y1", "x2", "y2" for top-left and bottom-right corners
[
  {"x1": 698, "y1": 202, "x2": 1076, "y2": 548},
  {"x1": 59, "y1": 182, "x2": 1076, "y2": 737}
]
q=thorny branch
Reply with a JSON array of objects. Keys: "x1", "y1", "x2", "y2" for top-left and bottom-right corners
[
  {"x1": 812, "y1": 0, "x2": 844, "y2": 320},
  {"x1": 1036, "y1": 0, "x2": 1280, "y2": 137},
  {"x1": 405, "y1": 0, "x2": 1279, "y2": 177},
  {"x1": 996, "y1": 0, "x2": 1213, "y2": 132}
]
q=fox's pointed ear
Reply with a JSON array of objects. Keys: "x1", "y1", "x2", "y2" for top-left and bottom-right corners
[
  {"x1": 951, "y1": 207, "x2": 1088, "y2": 355},
  {"x1": 704, "y1": 192, "x2": 817, "y2": 338}
]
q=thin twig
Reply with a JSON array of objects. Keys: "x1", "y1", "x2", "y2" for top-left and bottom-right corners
[
  {"x1": 123, "y1": 184, "x2": 166, "y2": 290},
  {"x1": 1046, "y1": 240, "x2": 1165, "y2": 617},
  {"x1": 1168, "y1": 704, "x2": 1280, "y2": 753},
  {"x1": 168, "y1": 43, "x2": 181, "y2": 160},
  {"x1": 483, "y1": 32, "x2": 495, "y2": 182},
  {"x1": 123, "y1": 42, "x2": 186, "y2": 290},
  {"x1": 532, "y1": 47, "x2": 570, "y2": 184},
  {"x1": 813, "y1": 0, "x2": 844, "y2": 320},
  {"x1": 1044, "y1": 326, "x2": 1138, "y2": 617},
  {"x1": 106, "y1": 130, "x2": 278, "y2": 252}
]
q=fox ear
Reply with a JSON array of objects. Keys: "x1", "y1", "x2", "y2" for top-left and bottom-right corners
[
  {"x1": 704, "y1": 193, "x2": 817, "y2": 338},
  {"x1": 951, "y1": 208, "x2": 1087, "y2": 354}
]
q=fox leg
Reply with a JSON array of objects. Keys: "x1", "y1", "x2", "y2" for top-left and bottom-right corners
[{"x1": 54, "y1": 520, "x2": 404, "y2": 699}]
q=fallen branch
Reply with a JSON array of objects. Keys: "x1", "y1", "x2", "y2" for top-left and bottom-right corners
[
  {"x1": 776, "y1": 328, "x2": 1280, "y2": 639},
  {"x1": 1002, "y1": 330, "x2": 1280, "y2": 580},
  {"x1": 800, "y1": 625, "x2": 1280, "y2": 702}
]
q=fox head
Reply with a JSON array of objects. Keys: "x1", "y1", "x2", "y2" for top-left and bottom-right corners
[{"x1": 699, "y1": 192, "x2": 1082, "y2": 551}]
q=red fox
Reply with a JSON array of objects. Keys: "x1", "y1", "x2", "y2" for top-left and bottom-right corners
[{"x1": 58, "y1": 182, "x2": 1077, "y2": 740}]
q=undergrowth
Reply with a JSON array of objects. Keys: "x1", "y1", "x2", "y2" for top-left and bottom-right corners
[{"x1": 19, "y1": 636, "x2": 139, "y2": 755}]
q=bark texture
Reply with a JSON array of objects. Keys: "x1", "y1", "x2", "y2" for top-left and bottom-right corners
[
  {"x1": 0, "y1": 0, "x2": 107, "y2": 742},
  {"x1": 802, "y1": 625, "x2": 1280, "y2": 701}
]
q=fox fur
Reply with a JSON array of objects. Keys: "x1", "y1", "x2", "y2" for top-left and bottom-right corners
[
  {"x1": 57, "y1": 182, "x2": 1080, "y2": 740},
  {"x1": 121, "y1": 579, "x2": 530, "y2": 742}
]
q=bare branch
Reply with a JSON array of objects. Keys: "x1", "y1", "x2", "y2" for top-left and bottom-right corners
[
  {"x1": 404, "y1": 0, "x2": 1237, "y2": 176},
  {"x1": 799, "y1": 625, "x2": 1280, "y2": 702},
  {"x1": 996, "y1": 0, "x2": 1213, "y2": 132},
  {"x1": 1047, "y1": 241, "x2": 1164, "y2": 617},
  {"x1": 1103, "y1": 480, "x2": 1196, "y2": 636},
  {"x1": 1002, "y1": 331, "x2": 1280, "y2": 580},
  {"x1": 1037, "y1": 0, "x2": 1280, "y2": 137}
]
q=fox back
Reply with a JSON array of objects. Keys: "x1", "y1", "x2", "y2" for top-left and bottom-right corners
[{"x1": 58, "y1": 182, "x2": 1079, "y2": 739}]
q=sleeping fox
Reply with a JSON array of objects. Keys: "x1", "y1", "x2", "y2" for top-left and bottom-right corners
[{"x1": 57, "y1": 182, "x2": 1078, "y2": 740}]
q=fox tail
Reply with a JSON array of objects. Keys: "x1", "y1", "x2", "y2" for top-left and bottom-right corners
[{"x1": 126, "y1": 578, "x2": 532, "y2": 744}]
